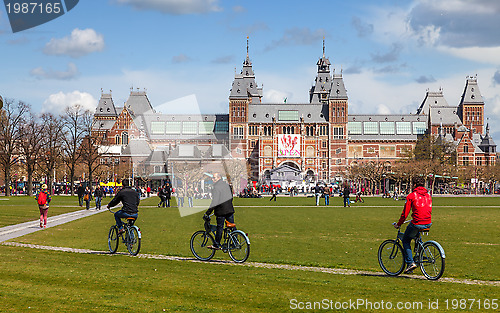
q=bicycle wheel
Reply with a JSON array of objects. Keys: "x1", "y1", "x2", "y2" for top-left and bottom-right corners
[
  {"x1": 378, "y1": 240, "x2": 405, "y2": 276},
  {"x1": 125, "y1": 227, "x2": 141, "y2": 256},
  {"x1": 227, "y1": 231, "x2": 250, "y2": 263},
  {"x1": 108, "y1": 225, "x2": 119, "y2": 253},
  {"x1": 190, "y1": 230, "x2": 215, "y2": 261},
  {"x1": 419, "y1": 241, "x2": 445, "y2": 280}
]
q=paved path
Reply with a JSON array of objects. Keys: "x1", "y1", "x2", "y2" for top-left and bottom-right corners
[
  {"x1": 0, "y1": 208, "x2": 105, "y2": 243},
  {"x1": 2, "y1": 241, "x2": 499, "y2": 287}
]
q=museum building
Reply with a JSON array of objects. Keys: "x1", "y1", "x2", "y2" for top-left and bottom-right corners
[{"x1": 93, "y1": 41, "x2": 496, "y2": 185}]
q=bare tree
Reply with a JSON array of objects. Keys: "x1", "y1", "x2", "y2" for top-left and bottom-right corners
[
  {"x1": 80, "y1": 111, "x2": 106, "y2": 186},
  {"x1": 61, "y1": 104, "x2": 87, "y2": 195},
  {"x1": 172, "y1": 161, "x2": 205, "y2": 192},
  {"x1": 18, "y1": 108, "x2": 45, "y2": 196},
  {"x1": 39, "y1": 113, "x2": 65, "y2": 194},
  {"x1": 0, "y1": 99, "x2": 28, "y2": 196}
]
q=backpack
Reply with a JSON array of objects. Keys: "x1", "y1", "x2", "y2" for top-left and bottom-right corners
[{"x1": 37, "y1": 191, "x2": 47, "y2": 205}]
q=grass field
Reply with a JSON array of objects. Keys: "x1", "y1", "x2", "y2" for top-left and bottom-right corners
[{"x1": 0, "y1": 195, "x2": 498, "y2": 312}]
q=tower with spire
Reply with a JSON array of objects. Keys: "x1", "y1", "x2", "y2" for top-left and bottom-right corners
[
  {"x1": 228, "y1": 37, "x2": 263, "y2": 158},
  {"x1": 458, "y1": 75, "x2": 484, "y2": 134}
]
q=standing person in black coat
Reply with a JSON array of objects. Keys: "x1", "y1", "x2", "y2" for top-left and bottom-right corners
[
  {"x1": 164, "y1": 182, "x2": 172, "y2": 207},
  {"x1": 158, "y1": 186, "x2": 166, "y2": 207},
  {"x1": 77, "y1": 183, "x2": 85, "y2": 207},
  {"x1": 343, "y1": 183, "x2": 351, "y2": 207},
  {"x1": 94, "y1": 185, "x2": 104, "y2": 210},
  {"x1": 204, "y1": 173, "x2": 235, "y2": 250}
]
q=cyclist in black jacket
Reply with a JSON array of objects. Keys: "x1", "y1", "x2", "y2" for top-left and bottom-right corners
[
  {"x1": 107, "y1": 179, "x2": 140, "y2": 234},
  {"x1": 204, "y1": 173, "x2": 234, "y2": 250}
]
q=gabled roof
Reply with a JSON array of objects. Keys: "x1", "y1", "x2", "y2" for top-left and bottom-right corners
[
  {"x1": 417, "y1": 90, "x2": 449, "y2": 115},
  {"x1": 121, "y1": 138, "x2": 152, "y2": 157},
  {"x1": 248, "y1": 103, "x2": 328, "y2": 123},
  {"x1": 95, "y1": 93, "x2": 118, "y2": 117},
  {"x1": 459, "y1": 76, "x2": 484, "y2": 106},
  {"x1": 429, "y1": 106, "x2": 462, "y2": 125},
  {"x1": 125, "y1": 90, "x2": 155, "y2": 117}
]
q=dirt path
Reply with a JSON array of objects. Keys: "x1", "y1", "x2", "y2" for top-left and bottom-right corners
[{"x1": 3, "y1": 241, "x2": 498, "y2": 287}]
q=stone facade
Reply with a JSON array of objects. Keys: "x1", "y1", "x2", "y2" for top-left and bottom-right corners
[{"x1": 93, "y1": 42, "x2": 496, "y2": 184}]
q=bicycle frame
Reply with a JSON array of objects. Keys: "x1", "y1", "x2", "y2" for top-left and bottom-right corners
[{"x1": 395, "y1": 223, "x2": 445, "y2": 265}]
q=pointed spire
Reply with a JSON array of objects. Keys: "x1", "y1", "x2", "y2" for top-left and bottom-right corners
[
  {"x1": 322, "y1": 36, "x2": 325, "y2": 58},
  {"x1": 247, "y1": 36, "x2": 249, "y2": 58}
]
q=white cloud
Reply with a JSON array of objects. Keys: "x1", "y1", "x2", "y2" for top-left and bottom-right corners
[
  {"x1": 43, "y1": 28, "x2": 104, "y2": 58},
  {"x1": 438, "y1": 46, "x2": 500, "y2": 66},
  {"x1": 263, "y1": 89, "x2": 290, "y2": 104},
  {"x1": 30, "y1": 63, "x2": 79, "y2": 80},
  {"x1": 115, "y1": 0, "x2": 222, "y2": 15},
  {"x1": 43, "y1": 91, "x2": 97, "y2": 113}
]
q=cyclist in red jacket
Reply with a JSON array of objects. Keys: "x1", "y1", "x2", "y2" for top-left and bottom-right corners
[{"x1": 394, "y1": 176, "x2": 432, "y2": 273}]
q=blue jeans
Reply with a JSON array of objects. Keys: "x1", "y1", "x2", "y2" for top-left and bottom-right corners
[
  {"x1": 324, "y1": 195, "x2": 330, "y2": 205},
  {"x1": 402, "y1": 222, "x2": 432, "y2": 264},
  {"x1": 78, "y1": 196, "x2": 83, "y2": 206},
  {"x1": 114, "y1": 210, "x2": 138, "y2": 231},
  {"x1": 188, "y1": 197, "x2": 193, "y2": 207},
  {"x1": 315, "y1": 193, "x2": 321, "y2": 205},
  {"x1": 343, "y1": 197, "x2": 350, "y2": 207},
  {"x1": 215, "y1": 213, "x2": 235, "y2": 247},
  {"x1": 178, "y1": 197, "x2": 184, "y2": 207},
  {"x1": 95, "y1": 197, "x2": 102, "y2": 209}
]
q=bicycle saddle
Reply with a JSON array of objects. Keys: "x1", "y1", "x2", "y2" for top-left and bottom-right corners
[{"x1": 225, "y1": 221, "x2": 236, "y2": 228}]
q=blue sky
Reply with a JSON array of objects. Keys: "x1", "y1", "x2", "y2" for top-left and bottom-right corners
[{"x1": 1, "y1": 0, "x2": 500, "y2": 143}]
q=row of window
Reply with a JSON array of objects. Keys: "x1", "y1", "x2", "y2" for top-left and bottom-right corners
[
  {"x1": 150, "y1": 121, "x2": 229, "y2": 135},
  {"x1": 244, "y1": 125, "x2": 339, "y2": 137},
  {"x1": 348, "y1": 121, "x2": 427, "y2": 135}
]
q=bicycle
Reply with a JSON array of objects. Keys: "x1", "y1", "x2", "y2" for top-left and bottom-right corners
[
  {"x1": 190, "y1": 214, "x2": 250, "y2": 263},
  {"x1": 107, "y1": 207, "x2": 142, "y2": 256},
  {"x1": 378, "y1": 220, "x2": 445, "y2": 280}
]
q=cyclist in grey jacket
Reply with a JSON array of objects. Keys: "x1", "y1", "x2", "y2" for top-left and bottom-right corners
[{"x1": 204, "y1": 173, "x2": 235, "y2": 249}]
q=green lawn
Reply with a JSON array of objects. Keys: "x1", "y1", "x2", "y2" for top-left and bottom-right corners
[
  {"x1": 0, "y1": 195, "x2": 498, "y2": 312},
  {"x1": 0, "y1": 195, "x2": 113, "y2": 227}
]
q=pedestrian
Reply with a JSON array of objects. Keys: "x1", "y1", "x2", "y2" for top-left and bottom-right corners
[
  {"x1": 146, "y1": 186, "x2": 151, "y2": 198},
  {"x1": 94, "y1": 185, "x2": 103, "y2": 210},
  {"x1": 84, "y1": 186, "x2": 92, "y2": 210},
  {"x1": 314, "y1": 183, "x2": 322, "y2": 206},
  {"x1": 164, "y1": 182, "x2": 172, "y2": 207},
  {"x1": 343, "y1": 183, "x2": 351, "y2": 207},
  {"x1": 323, "y1": 186, "x2": 330, "y2": 205},
  {"x1": 269, "y1": 187, "x2": 277, "y2": 201},
  {"x1": 176, "y1": 186, "x2": 185, "y2": 207},
  {"x1": 158, "y1": 186, "x2": 166, "y2": 207},
  {"x1": 36, "y1": 184, "x2": 51, "y2": 228},
  {"x1": 77, "y1": 183, "x2": 85, "y2": 207},
  {"x1": 186, "y1": 186, "x2": 194, "y2": 207}
]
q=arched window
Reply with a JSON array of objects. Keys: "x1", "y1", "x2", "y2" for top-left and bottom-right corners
[
  {"x1": 115, "y1": 135, "x2": 120, "y2": 145},
  {"x1": 291, "y1": 126, "x2": 294, "y2": 134},
  {"x1": 122, "y1": 132, "x2": 129, "y2": 145},
  {"x1": 306, "y1": 146, "x2": 315, "y2": 158},
  {"x1": 264, "y1": 146, "x2": 272, "y2": 157}
]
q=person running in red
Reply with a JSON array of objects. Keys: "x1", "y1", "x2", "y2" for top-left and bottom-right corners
[{"x1": 394, "y1": 176, "x2": 432, "y2": 273}]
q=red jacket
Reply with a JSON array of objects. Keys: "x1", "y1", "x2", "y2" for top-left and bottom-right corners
[{"x1": 397, "y1": 186, "x2": 432, "y2": 226}]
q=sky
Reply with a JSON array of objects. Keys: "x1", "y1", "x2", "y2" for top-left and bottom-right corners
[{"x1": 1, "y1": 0, "x2": 500, "y2": 144}]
